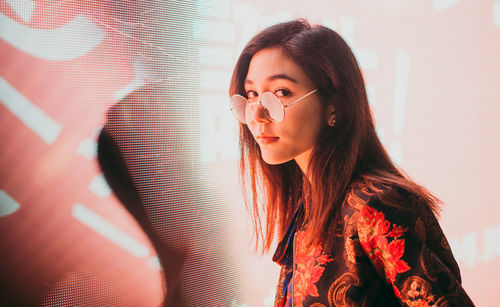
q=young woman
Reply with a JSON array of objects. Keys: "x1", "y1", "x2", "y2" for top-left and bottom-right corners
[{"x1": 229, "y1": 19, "x2": 474, "y2": 306}]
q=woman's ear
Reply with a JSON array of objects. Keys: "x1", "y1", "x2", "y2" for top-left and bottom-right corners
[{"x1": 327, "y1": 104, "x2": 336, "y2": 127}]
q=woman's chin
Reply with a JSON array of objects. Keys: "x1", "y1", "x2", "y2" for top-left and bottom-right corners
[{"x1": 261, "y1": 154, "x2": 290, "y2": 165}]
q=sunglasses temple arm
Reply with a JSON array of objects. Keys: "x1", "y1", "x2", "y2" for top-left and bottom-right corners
[{"x1": 283, "y1": 88, "x2": 318, "y2": 108}]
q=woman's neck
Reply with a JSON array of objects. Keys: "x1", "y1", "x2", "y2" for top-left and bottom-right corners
[{"x1": 294, "y1": 148, "x2": 313, "y2": 182}]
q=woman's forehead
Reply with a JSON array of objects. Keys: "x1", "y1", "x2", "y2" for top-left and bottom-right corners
[{"x1": 246, "y1": 47, "x2": 311, "y2": 86}]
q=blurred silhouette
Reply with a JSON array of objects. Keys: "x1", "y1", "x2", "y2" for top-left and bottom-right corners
[
  {"x1": 97, "y1": 86, "x2": 242, "y2": 306},
  {"x1": 98, "y1": 127, "x2": 185, "y2": 306}
]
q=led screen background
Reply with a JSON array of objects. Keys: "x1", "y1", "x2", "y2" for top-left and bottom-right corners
[{"x1": 1, "y1": 0, "x2": 499, "y2": 305}]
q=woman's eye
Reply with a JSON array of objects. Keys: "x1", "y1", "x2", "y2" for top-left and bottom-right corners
[
  {"x1": 274, "y1": 88, "x2": 291, "y2": 97},
  {"x1": 246, "y1": 90, "x2": 258, "y2": 98}
]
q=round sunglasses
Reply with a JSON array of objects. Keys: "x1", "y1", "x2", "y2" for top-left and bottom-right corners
[{"x1": 230, "y1": 88, "x2": 318, "y2": 124}]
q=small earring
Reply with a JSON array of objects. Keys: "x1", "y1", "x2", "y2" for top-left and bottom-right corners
[{"x1": 329, "y1": 118, "x2": 336, "y2": 127}]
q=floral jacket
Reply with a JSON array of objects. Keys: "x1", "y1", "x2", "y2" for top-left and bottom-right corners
[{"x1": 273, "y1": 181, "x2": 474, "y2": 307}]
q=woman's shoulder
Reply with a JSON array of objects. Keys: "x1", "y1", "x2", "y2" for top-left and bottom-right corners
[
  {"x1": 343, "y1": 179, "x2": 387, "y2": 210},
  {"x1": 342, "y1": 178, "x2": 442, "y2": 246},
  {"x1": 339, "y1": 179, "x2": 471, "y2": 304},
  {"x1": 344, "y1": 178, "x2": 462, "y2": 283},
  {"x1": 344, "y1": 178, "x2": 431, "y2": 217}
]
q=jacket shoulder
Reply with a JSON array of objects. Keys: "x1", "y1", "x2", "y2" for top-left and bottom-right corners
[
  {"x1": 342, "y1": 179, "x2": 389, "y2": 212},
  {"x1": 348, "y1": 182, "x2": 473, "y2": 305}
]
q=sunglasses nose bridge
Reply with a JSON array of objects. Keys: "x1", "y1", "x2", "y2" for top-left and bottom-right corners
[
  {"x1": 246, "y1": 101, "x2": 271, "y2": 123},
  {"x1": 230, "y1": 93, "x2": 282, "y2": 124}
]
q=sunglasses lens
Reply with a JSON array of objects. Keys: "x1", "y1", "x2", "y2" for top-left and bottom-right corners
[
  {"x1": 261, "y1": 92, "x2": 284, "y2": 122},
  {"x1": 230, "y1": 93, "x2": 285, "y2": 124},
  {"x1": 230, "y1": 95, "x2": 248, "y2": 124}
]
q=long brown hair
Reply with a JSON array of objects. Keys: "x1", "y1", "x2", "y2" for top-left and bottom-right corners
[{"x1": 229, "y1": 19, "x2": 440, "y2": 251}]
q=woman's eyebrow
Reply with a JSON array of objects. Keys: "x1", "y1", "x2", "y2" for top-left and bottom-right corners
[
  {"x1": 244, "y1": 74, "x2": 298, "y2": 85},
  {"x1": 268, "y1": 74, "x2": 298, "y2": 83}
]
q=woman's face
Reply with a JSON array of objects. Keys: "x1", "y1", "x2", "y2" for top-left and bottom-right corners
[{"x1": 244, "y1": 46, "x2": 332, "y2": 171}]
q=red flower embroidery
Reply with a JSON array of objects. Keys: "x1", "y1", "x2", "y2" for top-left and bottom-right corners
[
  {"x1": 358, "y1": 206, "x2": 410, "y2": 293},
  {"x1": 406, "y1": 299, "x2": 431, "y2": 307},
  {"x1": 387, "y1": 225, "x2": 406, "y2": 238},
  {"x1": 293, "y1": 230, "x2": 333, "y2": 306}
]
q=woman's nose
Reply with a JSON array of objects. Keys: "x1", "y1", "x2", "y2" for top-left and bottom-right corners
[{"x1": 246, "y1": 102, "x2": 271, "y2": 124}]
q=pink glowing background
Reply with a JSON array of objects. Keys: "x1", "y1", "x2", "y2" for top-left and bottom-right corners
[{"x1": 1, "y1": 0, "x2": 499, "y2": 305}]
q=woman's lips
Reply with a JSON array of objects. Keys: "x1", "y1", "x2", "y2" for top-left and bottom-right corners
[{"x1": 258, "y1": 136, "x2": 280, "y2": 145}]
